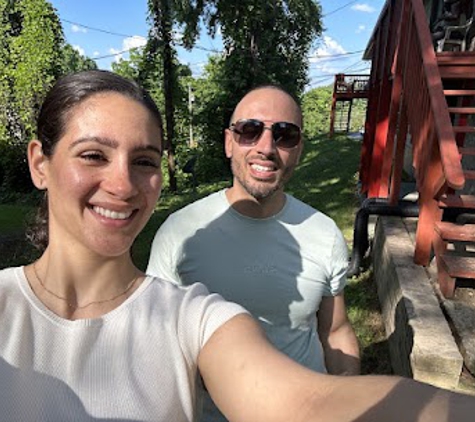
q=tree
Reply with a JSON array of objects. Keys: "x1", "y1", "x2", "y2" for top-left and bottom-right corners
[
  {"x1": 186, "y1": 0, "x2": 324, "y2": 182},
  {"x1": 144, "y1": 0, "x2": 179, "y2": 192},
  {"x1": 301, "y1": 85, "x2": 333, "y2": 137},
  {"x1": 61, "y1": 44, "x2": 97, "y2": 74},
  {"x1": 204, "y1": 0, "x2": 322, "y2": 95},
  {"x1": 6, "y1": 0, "x2": 64, "y2": 140},
  {"x1": 144, "y1": 0, "x2": 210, "y2": 192},
  {"x1": 0, "y1": 0, "x2": 64, "y2": 201}
]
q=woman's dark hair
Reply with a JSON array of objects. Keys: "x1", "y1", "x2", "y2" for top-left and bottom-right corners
[{"x1": 27, "y1": 70, "x2": 163, "y2": 251}]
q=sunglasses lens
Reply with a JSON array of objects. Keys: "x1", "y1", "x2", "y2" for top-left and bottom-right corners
[
  {"x1": 272, "y1": 122, "x2": 301, "y2": 148},
  {"x1": 233, "y1": 120, "x2": 264, "y2": 145},
  {"x1": 231, "y1": 119, "x2": 301, "y2": 148}
]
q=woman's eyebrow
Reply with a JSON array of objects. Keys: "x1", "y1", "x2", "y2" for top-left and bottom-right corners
[
  {"x1": 69, "y1": 136, "x2": 118, "y2": 150},
  {"x1": 134, "y1": 145, "x2": 163, "y2": 156},
  {"x1": 69, "y1": 137, "x2": 162, "y2": 155}
]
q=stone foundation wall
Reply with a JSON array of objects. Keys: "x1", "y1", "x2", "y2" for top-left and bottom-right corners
[{"x1": 372, "y1": 216, "x2": 463, "y2": 389}]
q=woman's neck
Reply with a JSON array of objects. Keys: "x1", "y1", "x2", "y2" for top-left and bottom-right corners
[{"x1": 25, "y1": 248, "x2": 142, "y2": 320}]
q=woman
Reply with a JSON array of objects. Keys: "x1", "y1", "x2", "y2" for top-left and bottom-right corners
[{"x1": 0, "y1": 70, "x2": 473, "y2": 422}]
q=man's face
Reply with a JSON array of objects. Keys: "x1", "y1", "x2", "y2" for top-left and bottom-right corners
[{"x1": 225, "y1": 88, "x2": 303, "y2": 202}]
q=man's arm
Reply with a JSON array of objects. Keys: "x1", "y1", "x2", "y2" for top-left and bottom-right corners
[
  {"x1": 318, "y1": 292, "x2": 360, "y2": 375},
  {"x1": 199, "y1": 313, "x2": 475, "y2": 422}
]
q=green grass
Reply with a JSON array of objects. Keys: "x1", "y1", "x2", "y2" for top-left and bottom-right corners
[
  {"x1": 0, "y1": 204, "x2": 33, "y2": 234},
  {"x1": 0, "y1": 133, "x2": 391, "y2": 374},
  {"x1": 287, "y1": 134, "x2": 360, "y2": 241}
]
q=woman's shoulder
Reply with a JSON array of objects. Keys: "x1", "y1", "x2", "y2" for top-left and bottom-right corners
[
  {"x1": 144, "y1": 276, "x2": 217, "y2": 306},
  {"x1": 0, "y1": 266, "x2": 23, "y2": 284},
  {"x1": 143, "y1": 276, "x2": 248, "y2": 320}
]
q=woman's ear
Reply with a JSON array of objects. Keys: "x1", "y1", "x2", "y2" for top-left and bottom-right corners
[{"x1": 28, "y1": 140, "x2": 48, "y2": 190}]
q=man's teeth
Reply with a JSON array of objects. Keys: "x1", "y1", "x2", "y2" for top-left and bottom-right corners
[
  {"x1": 93, "y1": 206, "x2": 133, "y2": 220},
  {"x1": 251, "y1": 164, "x2": 274, "y2": 172}
]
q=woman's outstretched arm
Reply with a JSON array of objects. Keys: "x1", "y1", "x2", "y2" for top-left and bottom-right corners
[{"x1": 199, "y1": 314, "x2": 473, "y2": 422}]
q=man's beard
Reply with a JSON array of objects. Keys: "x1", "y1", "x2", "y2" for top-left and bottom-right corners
[{"x1": 231, "y1": 160, "x2": 289, "y2": 201}]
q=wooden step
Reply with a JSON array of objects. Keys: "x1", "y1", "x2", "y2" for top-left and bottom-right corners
[
  {"x1": 439, "y1": 194, "x2": 475, "y2": 208},
  {"x1": 437, "y1": 52, "x2": 475, "y2": 65},
  {"x1": 448, "y1": 107, "x2": 475, "y2": 114},
  {"x1": 435, "y1": 221, "x2": 475, "y2": 242},
  {"x1": 439, "y1": 67, "x2": 475, "y2": 79},
  {"x1": 453, "y1": 126, "x2": 475, "y2": 133},
  {"x1": 444, "y1": 89, "x2": 475, "y2": 96},
  {"x1": 438, "y1": 252, "x2": 475, "y2": 279}
]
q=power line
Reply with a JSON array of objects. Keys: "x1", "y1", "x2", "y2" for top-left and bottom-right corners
[
  {"x1": 60, "y1": 17, "x2": 367, "y2": 69},
  {"x1": 93, "y1": 46, "x2": 145, "y2": 61},
  {"x1": 310, "y1": 49, "x2": 364, "y2": 59},
  {"x1": 62, "y1": 19, "x2": 138, "y2": 38},
  {"x1": 322, "y1": 0, "x2": 361, "y2": 18}
]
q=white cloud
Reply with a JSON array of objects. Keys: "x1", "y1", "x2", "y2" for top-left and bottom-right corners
[
  {"x1": 105, "y1": 36, "x2": 146, "y2": 64},
  {"x1": 309, "y1": 36, "x2": 348, "y2": 75},
  {"x1": 356, "y1": 25, "x2": 366, "y2": 33},
  {"x1": 71, "y1": 24, "x2": 87, "y2": 33},
  {"x1": 123, "y1": 35, "x2": 147, "y2": 51},
  {"x1": 93, "y1": 51, "x2": 100, "y2": 57},
  {"x1": 310, "y1": 36, "x2": 346, "y2": 60},
  {"x1": 351, "y1": 4, "x2": 376, "y2": 13},
  {"x1": 72, "y1": 45, "x2": 85, "y2": 56}
]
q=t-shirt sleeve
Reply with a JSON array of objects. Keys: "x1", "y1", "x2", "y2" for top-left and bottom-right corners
[
  {"x1": 146, "y1": 217, "x2": 182, "y2": 284},
  {"x1": 327, "y1": 226, "x2": 349, "y2": 296},
  {"x1": 176, "y1": 282, "x2": 249, "y2": 365}
]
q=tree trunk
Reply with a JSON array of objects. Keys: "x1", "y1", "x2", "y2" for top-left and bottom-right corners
[{"x1": 153, "y1": 0, "x2": 177, "y2": 192}]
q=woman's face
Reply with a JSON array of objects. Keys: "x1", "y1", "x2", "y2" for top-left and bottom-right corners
[{"x1": 33, "y1": 92, "x2": 163, "y2": 258}]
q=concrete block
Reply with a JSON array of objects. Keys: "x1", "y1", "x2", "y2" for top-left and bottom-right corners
[{"x1": 372, "y1": 216, "x2": 463, "y2": 389}]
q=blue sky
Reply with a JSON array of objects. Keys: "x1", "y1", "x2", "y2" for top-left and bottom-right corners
[{"x1": 49, "y1": 0, "x2": 385, "y2": 89}]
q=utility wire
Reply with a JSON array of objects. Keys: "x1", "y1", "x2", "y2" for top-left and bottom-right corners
[
  {"x1": 310, "y1": 49, "x2": 364, "y2": 59},
  {"x1": 93, "y1": 46, "x2": 145, "y2": 60},
  {"x1": 323, "y1": 0, "x2": 361, "y2": 18},
  {"x1": 62, "y1": 18, "x2": 137, "y2": 38}
]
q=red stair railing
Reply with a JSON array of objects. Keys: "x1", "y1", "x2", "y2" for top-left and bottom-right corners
[{"x1": 361, "y1": 0, "x2": 465, "y2": 266}]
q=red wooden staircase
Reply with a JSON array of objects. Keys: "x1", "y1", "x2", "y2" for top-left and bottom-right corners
[
  {"x1": 433, "y1": 52, "x2": 475, "y2": 297},
  {"x1": 359, "y1": 0, "x2": 475, "y2": 299},
  {"x1": 434, "y1": 52, "x2": 475, "y2": 297}
]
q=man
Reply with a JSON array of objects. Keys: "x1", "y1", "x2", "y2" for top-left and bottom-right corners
[{"x1": 147, "y1": 86, "x2": 360, "y2": 421}]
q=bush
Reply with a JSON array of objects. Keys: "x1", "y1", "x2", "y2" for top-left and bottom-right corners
[{"x1": 0, "y1": 141, "x2": 35, "y2": 203}]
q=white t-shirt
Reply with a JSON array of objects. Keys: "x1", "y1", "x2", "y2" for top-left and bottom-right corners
[{"x1": 0, "y1": 266, "x2": 247, "y2": 422}]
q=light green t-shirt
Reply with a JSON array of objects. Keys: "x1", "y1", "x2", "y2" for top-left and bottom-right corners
[{"x1": 147, "y1": 189, "x2": 349, "y2": 421}]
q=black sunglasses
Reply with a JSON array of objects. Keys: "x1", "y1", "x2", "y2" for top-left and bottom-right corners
[{"x1": 229, "y1": 119, "x2": 301, "y2": 149}]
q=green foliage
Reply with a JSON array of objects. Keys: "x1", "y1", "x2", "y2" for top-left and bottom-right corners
[
  {"x1": 203, "y1": 0, "x2": 323, "y2": 95},
  {"x1": 163, "y1": 0, "x2": 325, "y2": 185},
  {"x1": 301, "y1": 85, "x2": 333, "y2": 137},
  {"x1": 0, "y1": 0, "x2": 64, "y2": 199},
  {"x1": 188, "y1": 57, "x2": 234, "y2": 183},
  {"x1": 0, "y1": 203, "x2": 33, "y2": 234},
  {"x1": 7, "y1": 0, "x2": 64, "y2": 139},
  {"x1": 61, "y1": 44, "x2": 97, "y2": 74},
  {"x1": 0, "y1": 141, "x2": 35, "y2": 203},
  {"x1": 348, "y1": 98, "x2": 368, "y2": 132}
]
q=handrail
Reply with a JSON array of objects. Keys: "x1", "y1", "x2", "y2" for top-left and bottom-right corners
[
  {"x1": 360, "y1": 0, "x2": 468, "y2": 265},
  {"x1": 408, "y1": 0, "x2": 465, "y2": 191}
]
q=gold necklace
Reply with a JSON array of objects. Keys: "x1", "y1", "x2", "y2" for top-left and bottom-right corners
[{"x1": 32, "y1": 263, "x2": 140, "y2": 310}]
